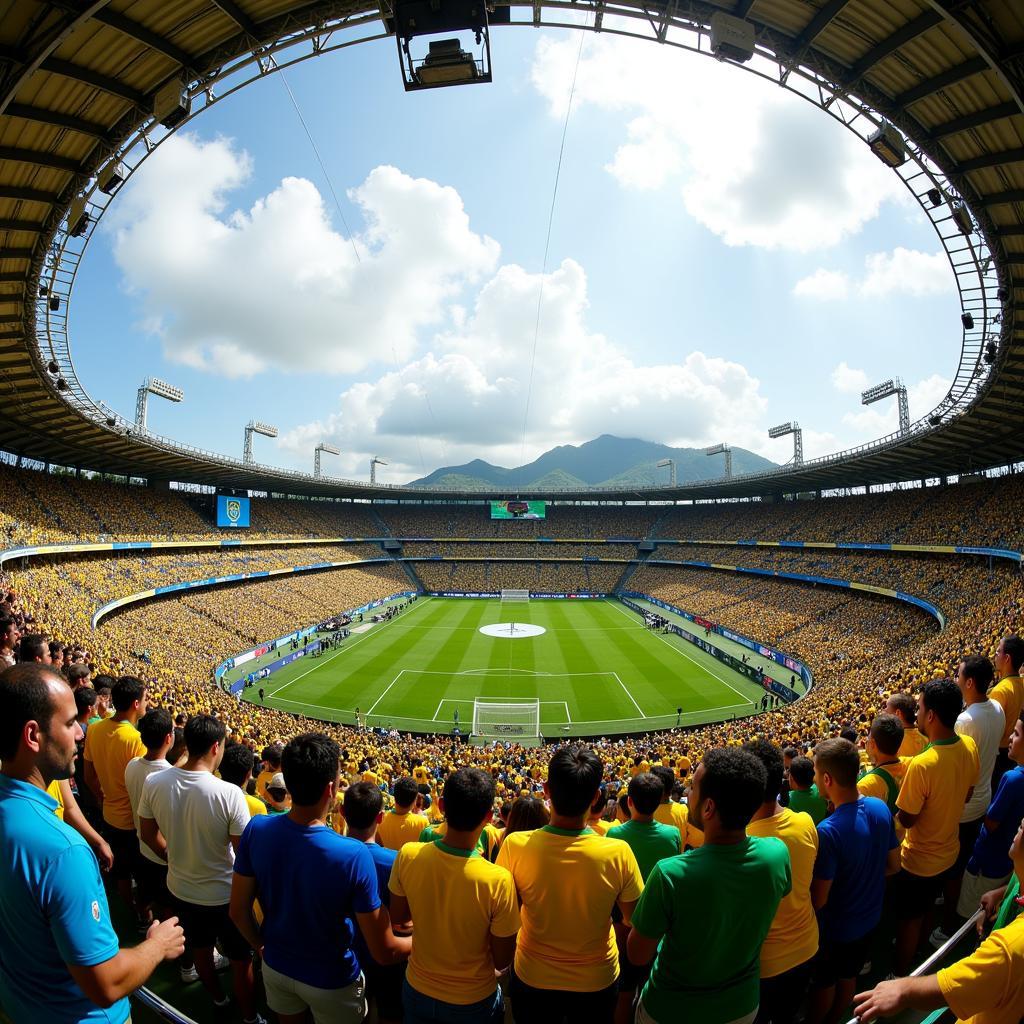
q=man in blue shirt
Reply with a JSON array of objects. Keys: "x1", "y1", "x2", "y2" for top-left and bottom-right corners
[
  {"x1": 230, "y1": 732, "x2": 410, "y2": 1024},
  {"x1": 0, "y1": 664, "x2": 183, "y2": 1024},
  {"x1": 807, "y1": 738, "x2": 901, "y2": 1024}
]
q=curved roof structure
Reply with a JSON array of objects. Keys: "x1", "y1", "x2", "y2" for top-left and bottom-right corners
[{"x1": 1, "y1": 0, "x2": 1022, "y2": 501}]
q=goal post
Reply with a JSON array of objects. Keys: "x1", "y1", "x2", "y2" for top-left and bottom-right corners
[
  {"x1": 500, "y1": 589, "x2": 530, "y2": 603},
  {"x1": 472, "y1": 698, "x2": 541, "y2": 741}
]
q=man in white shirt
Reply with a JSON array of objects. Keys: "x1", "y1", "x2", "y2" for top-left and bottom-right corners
[
  {"x1": 933, "y1": 655, "x2": 1004, "y2": 945},
  {"x1": 139, "y1": 714, "x2": 259, "y2": 1023}
]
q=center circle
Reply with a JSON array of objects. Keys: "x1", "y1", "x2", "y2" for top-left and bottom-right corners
[{"x1": 479, "y1": 622, "x2": 547, "y2": 639}]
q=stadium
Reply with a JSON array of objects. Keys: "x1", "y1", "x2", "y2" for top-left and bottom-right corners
[{"x1": 1, "y1": 2, "x2": 1024, "y2": 1024}]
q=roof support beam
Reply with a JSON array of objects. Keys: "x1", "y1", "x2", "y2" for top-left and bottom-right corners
[
  {"x1": 0, "y1": 145, "x2": 82, "y2": 173},
  {"x1": 957, "y1": 147, "x2": 1024, "y2": 172},
  {"x1": 0, "y1": 219, "x2": 44, "y2": 232},
  {"x1": 895, "y1": 56, "x2": 989, "y2": 106},
  {"x1": 733, "y1": 0, "x2": 756, "y2": 16},
  {"x1": 90, "y1": 9, "x2": 195, "y2": 69},
  {"x1": 930, "y1": 101, "x2": 1020, "y2": 138},
  {"x1": 0, "y1": 249, "x2": 35, "y2": 261},
  {"x1": 210, "y1": 0, "x2": 261, "y2": 37},
  {"x1": 40, "y1": 57, "x2": 148, "y2": 107},
  {"x1": 850, "y1": 10, "x2": 942, "y2": 78},
  {"x1": 795, "y1": 0, "x2": 851, "y2": 49},
  {"x1": 5, "y1": 101, "x2": 112, "y2": 141},
  {"x1": 0, "y1": 186, "x2": 60, "y2": 205}
]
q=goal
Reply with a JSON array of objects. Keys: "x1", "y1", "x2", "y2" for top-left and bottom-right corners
[
  {"x1": 473, "y1": 699, "x2": 541, "y2": 741},
  {"x1": 500, "y1": 589, "x2": 530, "y2": 603}
]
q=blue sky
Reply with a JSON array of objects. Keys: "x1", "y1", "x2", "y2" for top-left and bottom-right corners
[{"x1": 70, "y1": 28, "x2": 959, "y2": 484}]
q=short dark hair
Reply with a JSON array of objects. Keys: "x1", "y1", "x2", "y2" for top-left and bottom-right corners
[
  {"x1": 743, "y1": 738, "x2": 784, "y2": 804},
  {"x1": 699, "y1": 748, "x2": 766, "y2": 830},
  {"x1": 960, "y1": 655, "x2": 995, "y2": 695},
  {"x1": 393, "y1": 777, "x2": 419, "y2": 808},
  {"x1": 17, "y1": 634, "x2": 48, "y2": 663},
  {"x1": 168, "y1": 726, "x2": 186, "y2": 764},
  {"x1": 1000, "y1": 635, "x2": 1024, "y2": 673},
  {"x1": 183, "y1": 714, "x2": 226, "y2": 758},
  {"x1": 506, "y1": 795, "x2": 549, "y2": 835},
  {"x1": 922, "y1": 678, "x2": 963, "y2": 729},
  {"x1": 67, "y1": 663, "x2": 91, "y2": 685},
  {"x1": 282, "y1": 732, "x2": 340, "y2": 806},
  {"x1": 887, "y1": 692, "x2": 918, "y2": 726},
  {"x1": 261, "y1": 743, "x2": 283, "y2": 768},
  {"x1": 0, "y1": 664, "x2": 65, "y2": 760},
  {"x1": 627, "y1": 773, "x2": 665, "y2": 815},
  {"x1": 547, "y1": 745, "x2": 603, "y2": 817},
  {"x1": 839, "y1": 726, "x2": 859, "y2": 744},
  {"x1": 344, "y1": 782, "x2": 383, "y2": 829},
  {"x1": 220, "y1": 742, "x2": 257, "y2": 786},
  {"x1": 782, "y1": 746, "x2": 799, "y2": 760},
  {"x1": 442, "y1": 768, "x2": 495, "y2": 831},
  {"x1": 112, "y1": 676, "x2": 145, "y2": 712},
  {"x1": 93, "y1": 674, "x2": 115, "y2": 693},
  {"x1": 788, "y1": 755, "x2": 816, "y2": 789},
  {"x1": 138, "y1": 708, "x2": 173, "y2": 750},
  {"x1": 74, "y1": 686, "x2": 97, "y2": 716},
  {"x1": 650, "y1": 765, "x2": 675, "y2": 800},
  {"x1": 814, "y1": 738, "x2": 860, "y2": 788},
  {"x1": 869, "y1": 714, "x2": 904, "y2": 756}
]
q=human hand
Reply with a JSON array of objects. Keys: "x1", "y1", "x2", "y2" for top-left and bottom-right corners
[
  {"x1": 93, "y1": 838, "x2": 114, "y2": 873},
  {"x1": 146, "y1": 917, "x2": 185, "y2": 960},
  {"x1": 852, "y1": 979, "x2": 908, "y2": 1022},
  {"x1": 977, "y1": 887, "x2": 1006, "y2": 936}
]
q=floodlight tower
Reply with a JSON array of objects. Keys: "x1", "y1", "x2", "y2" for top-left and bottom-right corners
[
  {"x1": 370, "y1": 456, "x2": 388, "y2": 484},
  {"x1": 656, "y1": 458, "x2": 676, "y2": 487},
  {"x1": 767, "y1": 422, "x2": 804, "y2": 466},
  {"x1": 314, "y1": 442, "x2": 341, "y2": 478},
  {"x1": 704, "y1": 443, "x2": 732, "y2": 478},
  {"x1": 135, "y1": 378, "x2": 183, "y2": 430},
  {"x1": 243, "y1": 420, "x2": 278, "y2": 463},
  {"x1": 860, "y1": 379, "x2": 910, "y2": 435}
]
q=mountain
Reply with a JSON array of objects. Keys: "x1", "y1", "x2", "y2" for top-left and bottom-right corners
[{"x1": 407, "y1": 435, "x2": 777, "y2": 489}]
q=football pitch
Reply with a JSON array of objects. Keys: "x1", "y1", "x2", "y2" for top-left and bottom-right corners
[{"x1": 241, "y1": 597, "x2": 771, "y2": 737}]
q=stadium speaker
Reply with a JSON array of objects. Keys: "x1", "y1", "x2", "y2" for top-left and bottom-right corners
[
  {"x1": 984, "y1": 341, "x2": 998, "y2": 364},
  {"x1": 105, "y1": 416, "x2": 116, "y2": 427},
  {"x1": 961, "y1": 312, "x2": 974, "y2": 330},
  {"x1": 928, "y1": 414, "x2": 942, "y2": 426},
  {"x1": 46, "y1": 360, "x2": 59, "y2": 375},
  {"x1": 49, "y1": 295, "x2": 60, "y2": 311},
  {"x1": 998, "y1": 287, "x2": 1008, "y2": 301},
  {"x1": 56, "y1": 377, "x2": 68, "y2": 392},
  {"x1": 38, "y1": 284, "x2": 47, "y2": 297},
  {"x1": 926, "y1": 188, "x2": 942, "y2": 207}
]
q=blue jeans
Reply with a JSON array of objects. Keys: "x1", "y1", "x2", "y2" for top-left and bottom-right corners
[{"x1": 402, "y1": 977, "x2": 504, "y2": 1024}]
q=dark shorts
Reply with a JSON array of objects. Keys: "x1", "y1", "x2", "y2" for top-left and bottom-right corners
[
  {"x1": 952, "y1": 817, "x2": 984, "y2": 877},
  {"x1": 508, "y1": 967, "x2": 618, "y2": 1024},
  {"x1": 810, "y1": 934, "x2": 871, "y2": 988},
  {"x1": 616, "y1": 954, "x2": 650, "y2": 994},
  {"x1": 891, "y1": 868, "x2": 945, "y2": 920},
  {"x1": 172, "y1": 897, "x2": 251, "y2": 960},
  {"x1": 103, "y1": 823, "x2": 140, "y2": 882},
  {"x1": 135, "y1": 856, "x2": 171, "y2": 909},
  {"x1": 363, "y1": 959, "x2": 406, "y2": 1020}
]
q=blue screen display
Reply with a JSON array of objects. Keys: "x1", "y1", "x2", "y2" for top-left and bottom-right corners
[{"x1": 216, "y1": 495, "x2": 250, "y2": 528}]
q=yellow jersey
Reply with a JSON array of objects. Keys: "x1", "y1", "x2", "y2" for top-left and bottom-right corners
[
  {"x1": 47, "y1": 779, "x2": 66, "y2": 821},
  {"x1": 936, "y1": 915, "x2": 1024, "y2": 1024},
  {"x1": 654, "y1": 800, "x2": 704, "y2": 849},
  {"x1": 83, "y1": 717, "x2": 146, "y2": 830},
  {"x1": 378, "y1": 809, "x2": 429, "y2": 851},
  {"x1": 990, "y1": 676, "x2": 1024, "y2": 748},
  {"x1": 897, "y1": 728, "x2": 929, "y2": 760}
]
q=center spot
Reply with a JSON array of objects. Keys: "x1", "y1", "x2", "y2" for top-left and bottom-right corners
[{"x1": 479, "y1": 622, "x2": 547, "y2": 639}]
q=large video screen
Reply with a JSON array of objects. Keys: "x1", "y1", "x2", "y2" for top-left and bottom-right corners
[
  {"x1": 490, "y1": 500, "x2": 546, "y2": 520},
  {"x1": 216, "y1": 495, "x2": 251, "y2": 528}
]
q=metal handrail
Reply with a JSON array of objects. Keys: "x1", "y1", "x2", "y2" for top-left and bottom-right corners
[{"x1": 132, "y1": 986, "x2": 198, "y2": 1024}]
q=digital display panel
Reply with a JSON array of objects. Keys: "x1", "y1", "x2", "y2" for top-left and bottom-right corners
[
  {"x1": 216, "y1": 495, "x2": 250, "y2": 528},
  {"x1": 490, "y1": 500, "x2": 546, "y2": 520}
]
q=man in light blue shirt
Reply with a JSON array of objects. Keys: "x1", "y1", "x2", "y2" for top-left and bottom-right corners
[{"x1": 0, "y1": 664, "x2": 184, "y2": 1023}]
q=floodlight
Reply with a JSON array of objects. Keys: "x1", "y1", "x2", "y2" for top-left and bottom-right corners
[
  {"x1": 314, "y1": 442, "x2": 341, "y2": 478},
  {"x1": 68, "y1": 197, "x2": 89, "y2": 238},
  {"x1": 243, "y1": 420, "x2": 278, "y2": 463},
  {"x1": 147, "y1": 378, "x2": 184, "y2": 402},
  {"x1": 709, "y1": 12, "x2": 755, "y2": 63},
  {"x1": 370, "y1": 456, "x2": 388, "y2": 484},
  {"x1": 97, "y1": 161, "x2": 126, "y2": 194},
  {"x1": 861, "y1": 379, "x2": 909, "y2": 435},
  {"x1": 704, "y1": 443, "x2": 732, "y2": 478},
  {"x1": 136, "y1": 377, "x2": 184, "y2": 429},
  {"x1": 867, "y1": 124, "x2": 907, "y2": 167},
  {"x1": 951, "y1": 203, "x2": 973, "y2": 235},
  {"x1": 154, "y1": 79, "x2": 190, "y2": 129},
  {"x1": 656, "y1": 458, "x2": 676, "y2": 486},
  {"x1": 767, "y1": 422, "x2": 803, "y2": 465},
  {"x1": 390, "y1": 0, "x2": 493, "y2": 92}
]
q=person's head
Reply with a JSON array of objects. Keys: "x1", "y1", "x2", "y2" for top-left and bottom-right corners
[
  {"x1": 344, "y1": 782, "x2": 384, "y2": 832},
  {"x1": 788, "y1": 756, "x2": 816, "y2": 791},
  {"x1": 1008, "y1": 711, "x2": 1024, "y2": 767},
  {"x1": 73, "y1": 686, "x2": 97, "y2": 722},
  {"x1": 885, "y1": 693, "x2": 918, "y2": 730},
  {"x1": 48, "y1": 642, "x2": 65, "y2": 669},
  {"x1": 266, "y1": 772, "x2": 289, "y2": 807},
  {"x1": 589, "y1": 788, "x2": 607, "y2": 818},
  {"x1": 393, "y1": 776, "x2": 420, "y2": 810},
  {"x1": 0, "y1": 664, "x2": 81, "y2": 784},
  {"x1": 689, "y1": 748, "x2": 766, "y2": 832},
  {"x1": 281, "y1": 732, "x2": 340, "y2": 807},
  {"x1": 650, "y1": 765, "x2": 675, "y2": 803},
  {"x1": 0, "y1": 617, "x2": 18, "y2": 649},
  {"x1": 111, "y1": 676, "x2": 147, "y2": 717},
  {"x1": 504, "y1": 795, "x2": 549, "y2": 837},
  {"x1": 17, "y1": 635, "x2": 50, "y2": 664},
  {"x1": 92, "y1": 678, "x2": 113, "y2": 715},
  {"x1": 866, "y1": 714, "x2": 903, "y2": 762},
  {"x1": 137, "y1": 708, "x2": 174, "y2": 756},
  {"x1": 183, "y1": 714, "x2": 227, "y2": 766},
  {"x1": 66, "y1": 663, "x2": 91, "y2": 689},
  {"x1": 627, "y1": 772, "x2": 665, "y2": 817},
  {"x1": 782, "y1": 746, "x2": 799, "y2": 771},
  {"x1": 616, "y1": 791, "x2": 630, "y2": 822},
  {"x1": 545, "y1": 745, "x2": 603, "y2": 818},
  {"x1": 742, "y1": 738, "x2": 784, "y2": 806},
  {"x1": 995, "y1": 635, "x2": 1024, "y2": 678},
  {"x1": 813, "y1": 738, "x2": 861, "y2": 800},
  {"x1": 441, "y1": 768, "x2": 495, "y2": 832},
  {"x1": 839, "y1": 726, "x2": 859, "y2": 744},
  {"x1": 919, "y1": 678, "x2": 963, "y2": 736},
  {"x1": 219, "y1": 742, "x2": 257, "y2": 788},
  {"x1": 956, "y1": 655, "x2": 995, "y2": 700},
  {"x1": 168, "y1": 726, "x2": 186, "y2": 765},
  {"x1": 261, "y1": 742, "x2": 283, "y2": 771}
]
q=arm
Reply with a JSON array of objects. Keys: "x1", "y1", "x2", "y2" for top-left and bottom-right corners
[
  {"x1": 67, "y1": 918, "x2": 184, "y2": 1010},
  {"x1": 139, "y1": 817, "x2": 167, "y2": 862},
  {"x1": 851, "y1": 975, "x2": 944, "y2": 1023},
  {"x1": 885, "y1": 847, "x2": 901, "y2": 877},
  {"x1": 616, "y1": 897, "x2": 638, "y2": 928},
  {"x1": 964, "y1": 786, "x2": 974, "y2": 806},
  {"x1": 389, "y1": 893, "x2": 414, "y2": 934},
  {"x1": 84, "y1": 759, "x2": 103, "y2": 807},
  {"x1": 228, "y1": 873, "x2": 262, "y2": 954},
  {"x1": 354, "y1": 907, "x2": 412, "y2": 965},
  {"x1": 626, "y1": 928, "x2": 660, "y2": 966},
  {"x1": 811, "y1": 877, "x2": 832, "y2": 911},
  {"x1": 897, "y1": 809, "x2": 920, "y2": 829},
  {"x1": 59, "y1": 780, "x2": 113, "y2": 873},
  {"x1": 489, "y1": 932, "x2": 516, "y2": 972}
]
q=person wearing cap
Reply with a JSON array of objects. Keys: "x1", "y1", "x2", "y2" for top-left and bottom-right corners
[{"x1": 265, "y1": 771, "x2": 291, "y2": 814}]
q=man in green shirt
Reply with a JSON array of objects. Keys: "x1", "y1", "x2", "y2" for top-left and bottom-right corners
[
  {"x1": 607, "y1": 773, "x2": 681, "y2": 880},
  {"x1": 627, "y1": 748, "x2": 792, "y2": 1024},
  {"x1": 787, "y1": 756, "x2": 829, "y2": 824}
]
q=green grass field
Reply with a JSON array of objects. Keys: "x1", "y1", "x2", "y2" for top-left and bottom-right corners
[{"x1": 241, "y1": 596, "x2": 774, "y2": 736}]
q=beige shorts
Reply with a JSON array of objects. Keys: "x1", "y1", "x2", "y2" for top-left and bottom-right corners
[
  {"x1": 262, "y1": 961, "x2": 366, "y2": 1024},
  {"x1": 957, "y1": 868, "x2": 1012, "y2": 920}
]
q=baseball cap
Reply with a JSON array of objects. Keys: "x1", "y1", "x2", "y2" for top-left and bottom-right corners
[{"x1": 268, "y1": 772, "x2": 287, "y2": 792}]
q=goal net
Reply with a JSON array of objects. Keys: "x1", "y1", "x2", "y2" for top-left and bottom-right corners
[
  {"x1": 473, "y1": 699, "x2": 541, "y2": 741},
  {"x1": 500, "y1": 589, "x2": 530, "y2": 603}
]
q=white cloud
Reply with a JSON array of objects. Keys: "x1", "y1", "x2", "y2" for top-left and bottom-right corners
[
  {"x1": 831, "y1": 361, "x2": 869, "y2": 394},
  {"x1": 530, "y1": 35, "x2": 903, "y2": 251},
  {"x1": 794, "y1": 248, "x2": 953, "y2": 301},
  {"x1": 105, "y1": 134, "x2": 499, "y2": 378}
]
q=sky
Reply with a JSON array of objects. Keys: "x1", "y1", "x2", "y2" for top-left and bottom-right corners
[{"x1": 70, "y1": 27, "x2": 961, "y2": 486}]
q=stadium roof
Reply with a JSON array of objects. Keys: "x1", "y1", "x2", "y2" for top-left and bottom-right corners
[{"x1": 1, "y1": 0, "x2": 1023, "y2": 502}]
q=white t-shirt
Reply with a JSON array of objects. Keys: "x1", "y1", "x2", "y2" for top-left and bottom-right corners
[
  {"x1": 955, "y1": 699, "x2": 1005, "y2": 822},
  {"x1": 138, "y1": 767, "x2": 250, "y2": 905},
  {"x1": 124, "y1": 756, "x2": 171, "y2": 865}
]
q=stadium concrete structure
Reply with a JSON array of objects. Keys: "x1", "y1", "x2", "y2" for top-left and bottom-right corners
[{"x1": 0, "y1": 0, "x2": 1022, "y2": 499}]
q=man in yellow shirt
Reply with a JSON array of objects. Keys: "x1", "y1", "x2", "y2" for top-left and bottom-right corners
[
  {"x1": 497, "y1": 746, "x2": 644, "y2": 1022},
  {"x1": 744, "y1": 738, "x2": 819, "y2": 1024},
  {"x1": 411, "y1": 761, "x2": 430, "y2": 786},
  {"x1": 892, "y1": 679, "x2": 981, "y2": 976},
  {"x1": 82, "y1": 675, "x2": 147, "y2": 916},
  {"x1": 389, "y1": 767, "x2": 519, "y2": 1022},
  {"x1": 886, "y1": 693, "x2": 928, "y2": 760},
  {"x1": 378, "y1": 777, "x2": 428, "y2": 850},
  {"x1": 990, "y1": 635, "x2": 1024, "y2": 789},
  {"x1": 651, "y1": 765, "x2": 703, "y2": 849},
  {"x1": 857, "y1": 714, "x2": 908, "y2": 822},
  {"x1": 255, "y1": 742, "x2": 283, "y2": 802}
]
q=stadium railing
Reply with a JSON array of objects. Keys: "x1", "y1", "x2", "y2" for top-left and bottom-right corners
[{"x1": 133, "y1": 987, "x2": 197, "y2": 1024}]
